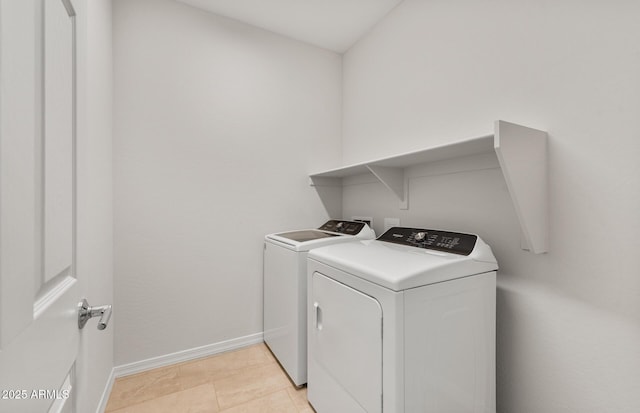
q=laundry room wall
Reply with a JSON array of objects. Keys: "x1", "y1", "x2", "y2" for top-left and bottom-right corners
[
  {"x1": 113, "y1": 0, "x2": 342, "y2": 366},
  {"x1": 341, "y1": 0, "x2": 640, "y2": 412}
]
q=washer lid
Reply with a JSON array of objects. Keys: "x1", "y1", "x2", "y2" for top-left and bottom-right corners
[
  {"x1": 308, "y1": 230, "x2": 498, "y2": 291},
  {"x1": 274, "y1": 230, "x2": 341, "y2": 243},
  {"x1": 265, "y1": 220, "x2": 376, "y2": 251},
  {"x1": 266, "y1": 230, "x2": 346, "y2": 251}
]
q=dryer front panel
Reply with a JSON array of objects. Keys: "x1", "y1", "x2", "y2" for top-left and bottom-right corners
[{"x1": 308, "y1": 272, "x2": 382, "y2": 413}]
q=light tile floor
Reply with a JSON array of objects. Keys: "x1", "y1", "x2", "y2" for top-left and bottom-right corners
[{"x1": 105, "y1": 344, "x2": 314, "y2": 413}]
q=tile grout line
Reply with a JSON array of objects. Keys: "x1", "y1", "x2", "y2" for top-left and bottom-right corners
[
  {"x1": 105, "y1": 366, "x2": 183, "y2": 412},
  {"x1": 284, "y1": 387, "x2": 300, "y2": 413},
  {"x1": 214, "y1": 365, "x2": 292, "y2": 411},
  {"x1": 109, "y1": 383, "x2": 219, "y2": 413},
  {"x1": 107, "y1": 343, "x2": 301, "y2": 412}
]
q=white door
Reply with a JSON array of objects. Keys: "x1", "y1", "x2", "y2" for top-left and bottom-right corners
[
  {"x1": 0, "y1": 1, "x2": 89, "y2": 411},
  {"x1": 308, "y1": 272, "x2": 382, "y2": 413}
]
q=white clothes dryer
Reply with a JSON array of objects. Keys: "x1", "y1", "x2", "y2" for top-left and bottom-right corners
[
  {"x1": 307, "y1": 227, "x2": 498, "y2": 413},
  {"x1": 263, "y1": 220, "x2": 375, "y2": 386}
]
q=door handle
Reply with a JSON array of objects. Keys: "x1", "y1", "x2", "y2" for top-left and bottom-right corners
[
  {"x1": 78, "y1": 299, "x2": 112, "y2": 330},
  {"x1": 313, "y1": 302, "x2": 322, "y2": 330}
]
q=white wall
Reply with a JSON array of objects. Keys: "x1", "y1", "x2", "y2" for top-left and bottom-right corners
[
  {"x1": 113, "y1": 0, "x2": 342, "y2": 365},
  {"x1": 342, "y1": 0, "x2": 640, "y2": 411},
  {"x1": 75, "y1": 0, "x2": 114, "y2": 411}
]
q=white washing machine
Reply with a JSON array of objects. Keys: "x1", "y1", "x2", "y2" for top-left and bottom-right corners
[
  {"x1": 307, "y1": 227, "x2": 498, "y2": 413},
  {"x1": 263, "y1": 220, "x2": 375, "y2": 386}
]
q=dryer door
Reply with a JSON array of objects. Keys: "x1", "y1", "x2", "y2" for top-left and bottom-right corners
[{"x1": 308, "y1": 272, "x2": 382, "y2": 413}]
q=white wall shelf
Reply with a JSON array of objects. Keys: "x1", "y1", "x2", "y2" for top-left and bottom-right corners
[{"x1": 309, "y1": 120, "x2": 548, "y2": 253}]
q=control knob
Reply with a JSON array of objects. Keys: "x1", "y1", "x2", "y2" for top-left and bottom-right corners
[
  {"x1": 414, "y1": 232, "x2": 427, "y2": 242},
  {"x1": 336, "y1": 222, "x2": 344, "y2": 229}
]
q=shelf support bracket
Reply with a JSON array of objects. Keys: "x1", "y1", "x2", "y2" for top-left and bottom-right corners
[
  {"x1": 494, "y1": 120, "x2": 548, "y2": 254},
  {"x1": 366, "y1": 165, "x2": 408, "y2": 209}
]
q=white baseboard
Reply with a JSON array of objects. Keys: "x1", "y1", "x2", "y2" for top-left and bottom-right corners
[
  {"x1": 112, "y1": 332, "x2": 264, "y2": 379},
  {"x1": 96, "y1": 368, "x2": 116, "y2": 413}
]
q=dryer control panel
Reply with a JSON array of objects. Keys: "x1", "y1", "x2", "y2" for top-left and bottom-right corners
[
  {"x1": 319, "y1": 220, "x2": 366, "y2": 235},
  {"x1": 378, "y1": 227, "x2": 477, "y2": 256}
]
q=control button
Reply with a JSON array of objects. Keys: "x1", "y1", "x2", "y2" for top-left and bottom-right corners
[
  {"x1": 336, "y1": 222, "x2": 344, "y2": 229},
  {"x1": 414, "y1": 232, "x2": 426, "y2": 241}
]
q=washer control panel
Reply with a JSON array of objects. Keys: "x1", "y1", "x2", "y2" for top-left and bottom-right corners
[
  {"x1": 378, "y1": 227, "x2": 477, "y2": 256},
  {"x1": 319, "y1": 220, "x2": 366, "y2": 235}
]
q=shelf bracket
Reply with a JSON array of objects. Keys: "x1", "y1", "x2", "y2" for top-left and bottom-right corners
[
  {"x1": 494, "y1": 120, "x2": 548, "y2": 254},
  {"x1": 366, "y1": 165, "x2": 408, "y2": 209}
]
